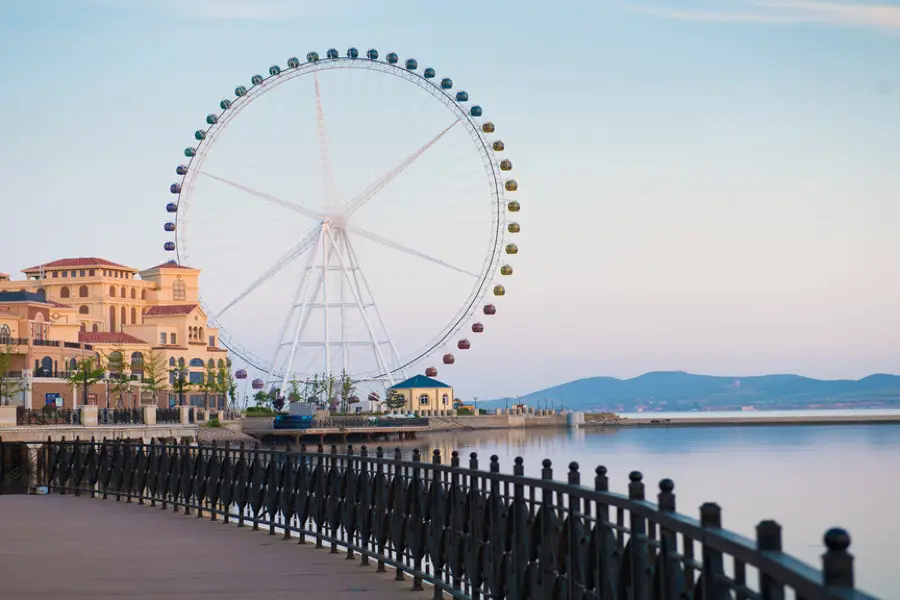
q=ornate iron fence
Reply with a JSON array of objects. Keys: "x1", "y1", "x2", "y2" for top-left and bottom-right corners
[
  {"x1": 97, "y1": 408, "x2": 144, "y2": 425},
  {"x1": 312, "y1": 417, "x2": 430, "y2": 429},
  {"x1": 157, "y1": 408, "x2": 179, "y2": 424},
  {"x1": 16, "y1": 407, "x2": 81, "y2": 426},
  {"x1": 40, "y1": 440, "x2": 877, "y2": 600}
]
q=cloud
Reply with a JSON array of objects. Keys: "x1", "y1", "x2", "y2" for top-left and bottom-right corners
[
  {"x1": 85, "y1": 0, "x2": 362, "y2": 20},
  {"x1": 625, "y1": 0, "x2": 900, "y2": 32}
]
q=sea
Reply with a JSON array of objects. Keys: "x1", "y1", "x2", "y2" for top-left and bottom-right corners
[{"x1": 394, "y1": 410, "x2": 900, "y2": 598}]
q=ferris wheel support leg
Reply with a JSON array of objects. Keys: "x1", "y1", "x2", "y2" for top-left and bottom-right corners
[
  {"x1": 322, "y1": 222, "x2": 331, "y2": 384},
  {"x1": 325, "y1": 227, "x2": 394, "y2": 385},
  {"x1": 278, "y1": 227, "x2": 324, "y2": 394},
  {"x1": 335, "y1": 229, "x2": 351, "y2": 378},
  {"x1": 343, "y1": 232, "x2": 405, "y2": 383}
]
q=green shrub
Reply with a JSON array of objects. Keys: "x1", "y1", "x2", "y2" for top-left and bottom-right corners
[
  {"x1": 245, "y1": 406, "x2": 276, "y2": 416},
  {"x1": 204, "y1": 418, "x2": 222, "y2": 428}
]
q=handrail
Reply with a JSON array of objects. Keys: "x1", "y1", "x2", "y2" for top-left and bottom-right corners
[{"x1": 36, "y1": 440, "x2": 880, "y2": 600}]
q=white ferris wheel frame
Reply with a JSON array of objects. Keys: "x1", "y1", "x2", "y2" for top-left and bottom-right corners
[{"x1": 171, "y1": 54, "x2": 511, "y2": 385}]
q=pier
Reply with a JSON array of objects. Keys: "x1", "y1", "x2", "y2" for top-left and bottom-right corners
[{"x1": 0, "y1": 438, "x2": 881, "y2": 599}]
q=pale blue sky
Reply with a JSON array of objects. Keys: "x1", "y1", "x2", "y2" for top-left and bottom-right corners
[{"x1": 1, "y1": 0, "x2": 898, "y2": 399}]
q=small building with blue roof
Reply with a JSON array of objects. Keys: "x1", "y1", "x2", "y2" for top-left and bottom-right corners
[{"x1": 387, "y1": 374, "x2": 454, "y2": 414}]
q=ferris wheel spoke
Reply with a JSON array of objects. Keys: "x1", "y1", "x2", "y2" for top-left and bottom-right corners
[
  {"x1": 216, "y1": 226, "x2": 321, "y2": 318},
  {"x1": 315, "y1": 72, "x2": 339, "y2": 213},
  {"x1": 344, "y1": 119, "x2": 460, "y2": 217},
  {"x1": 346, "y1": 224, "x2": 478, "y2": 278},
  {"x1": 199, "y1": 172, "x2": 327, "y2": 222}
]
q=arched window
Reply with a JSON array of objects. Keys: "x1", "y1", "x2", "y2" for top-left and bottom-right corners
[
  {"x1": 120, "y1": 286, "x2": 126, "y2": 298},
  {"x1": 108, "y1": 351, "x2": 124, "y2": 372},
  {"x1": 0, "y1": 324, "x2": 9, "y2": 342},
  {"x1": 91, "y1": 324, "x2": 99, "y2": 332},
  {"x1": 217, "y1": 359, "x2": 225, "y2": 369},
  {"x1": 79, "y1": 305, "x2": 89, "y2": 315},
  {"x1": 78, "y1": 285, "x2": 88, "y2": 298},
  {"x1": 169, "y1": 357, "x2": 176, "y2": 367},
  {"x1": 198, "y1": 327, "x2": 204, "y2": 340},
  {"x1": 69, "y1": 358, "x2": 78, "y2": 371},
  {"x1": 173, "y1": 279, "x2": 186, "y2": 301},
  {"x1": 442, "y1": 393, "x2": 449, "y2": 405},
  {"x1": 207, "y1": 358, "x2": 214, "y2": 368},
  {"x1": 130, "y1": 352, "x2": 144, "y2": 374},
  {"x1": 178, "y1": 357, "x2": 185, "y2": 368},
  {"x1": 39, "y1": 356, "x2": 53, "y2": 375},
  {"x1": 189, "y1": 358, "x2": 204, "y2": 368},
  {"x1": 109, "y1": 306, "x2": 116, "y2": 331},
  {"x1": 130, "y1": 287, "x2": 136, "y2": 299},
  {"x1": 35, "y1": 288, "x2": 46, "y2": 300},
  {"x1": 120, "y1": 306, "x2": 126, "y2": 326},
  {"x1": 80, "y1": 323, "x2": 86, "y2": 332},
  {"x1": 141, "y1": 289, "x2": 147, "y2": 300},
  {"x1": 418, "y1": 394, "x2": 430, "y2": 406},
  {"x1": 131, "y1": 307, "x2": 137, "y2": 324},
  {"x1": 109, "y1": 286, "x2": 115, "y2": 297},
  {"x1": 59, "y1": 286, "x2": 70, "y2": 299}
]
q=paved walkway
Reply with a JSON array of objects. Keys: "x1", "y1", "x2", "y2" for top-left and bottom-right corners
[{"x1": 1, "y1": 494, "x2": 432, "y2": 599}]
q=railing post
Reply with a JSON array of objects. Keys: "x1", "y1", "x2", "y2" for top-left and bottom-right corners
[
  {"x1": 627, "y1": 471, "x2": 650, "y2": 600},
  {"x1": 699, "y1": 503, "x2": 727, "y2": 600},
  {"x1": 822, "y1": 528, "x2": 855, "y2": 590},
  {"x1": 411, "y1": 449, "x2": 424, "y2": 591},
  {"x1": 656, "y1": 479, "x2": 679, "y2": 600},
  {"x1": 375, "y1": 446, "x2": 387, "y2": 572},
  {"x1": 756, "y1": 520, "x2": 785, "y2": 600},
  {"x1": 566, "y1": 462, "x2": 582, "y2": 600}
]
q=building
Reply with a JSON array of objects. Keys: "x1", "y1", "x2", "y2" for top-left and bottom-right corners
[
  {"x1": 0, "y1": 257, "x2": 229, "y2": 409},
  {"x1": 387, "y1": 374, "x2": 454, "y2": 415}
]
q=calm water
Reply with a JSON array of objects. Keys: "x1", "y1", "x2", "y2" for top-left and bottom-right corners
[{"x1": 394, "y1": 422, "x2": 899, "y2": 598}]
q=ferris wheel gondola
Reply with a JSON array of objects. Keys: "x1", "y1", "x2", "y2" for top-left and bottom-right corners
[{"x1": 163, "y1": 48, "x2": 521, "y2": 389}]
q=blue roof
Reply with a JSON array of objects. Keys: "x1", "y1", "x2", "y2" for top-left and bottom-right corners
[
  {"x1": 0, "y1": 291, "x2": 47, "y2": 304},
  {"x1": 389, "y1": 374, "x2": 451, "y2": 390}
]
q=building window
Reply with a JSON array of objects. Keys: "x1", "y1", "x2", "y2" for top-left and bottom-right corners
[
  {"x1": 0, "y1": 324, "x2": 9, "y2": 342},
  {"x1": 80, "y1": 323, "x2": 85, "y2": 332},
  {"x1": 141, "y1": 289, "x2": 147, "y2": 300},
  {"x1": 131, "y1": 307, "x2": 137, "y2": 324},
  {"x1": 418, "y1": 394, "x2": 430, "y2": 406},
  {"x1": 209, "y1": 336, "x2": 215, "y2": 347},
  {"x1": 207, "y1": 358, "x2": 214, "y2": 368},
  {"x1": 59, "y1": 286, "x2": 70, "y2": 299},
  {"x1": 70, "y1": 270, "x2": 77, "y2": 278},
  {"x1": 79, "y1": 305, "x2": 89, "y2": 315},
  {"x1": 189, "y1": 372, "x2": 204, "y2": 384},
  {"x1": 92, "y1": 324, "x2": 99, "y2": 332},
  {"x1": 442, "y1": 394, "x2": 449, "y2": 405},
  {"x1": 120, "y1": 286, "x2": 126, "y2": 298},
  {"x1": 109, "y1": 306, "x2": 116, "y2": 332},
  {"x1": 35, "y1": 288, "x2": 46, "y2": 301},
  {"x1": 169, "y1": 357, "x2": 176, "y2": 367},
  {"x1": 52, "y1": 271, "x2": 58, "y2": 278},
  {"x1": 109, "y1": 286, "x2": 115, "y2": 297},
  {"x1": 79, "y1": 285, "x2": 88, "y2": 298},
  {"x1": 62, "y1": 271, "x2": 67, "y2": 278},
  {"x1": 130, "y1": 352, "x2": 144, "y2": 375},
  {"x1": 160, "y1": 332, "x2": 167, "y2": 345},
  {"x1": 121, "y1": 306, "x2": 126, "y2": 326},
  {"x1": 217, "y1": 359, "x2": 225, "y2": 369},
  {"x1": 79, "y1": 270, "x2": 85, "y2": 277},
  {"x1": 170, "y1": 333, "x2": 176, "y2": 345},
  {"x1": 130, "y1": 288, "x2": 136, "y2": 299},
  {"x1": 89, "y1": 269, "x2": 95, "y2": 276},
  {"x1": 190, "y1": 358, "x2": 204, "y2": 368},
  {"x1": 173, "y1": 279, "x2": 186, "y2": 301}
]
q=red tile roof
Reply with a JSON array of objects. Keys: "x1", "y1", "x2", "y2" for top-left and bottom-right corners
[
  {"x1": 143, "y1": 304, "x2": 198, "y2": 317},
  {"x1": 78, "y1": 332, "x2": 147, "y2": 345},
  {"x1": 143, "y1": 260, "x2": 196, "y2": 271},
  {"x1": 23, "y1": 257, "x2": 133, "y2": 272}
]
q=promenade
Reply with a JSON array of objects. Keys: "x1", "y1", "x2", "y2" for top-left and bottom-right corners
[{"x1": 2, "y1": 494, "x2": 430, "y2": 599}]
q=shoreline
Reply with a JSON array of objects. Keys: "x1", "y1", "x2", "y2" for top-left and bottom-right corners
[{"x1": 585, "y1": 413, "x2": 900, "y2": 427}]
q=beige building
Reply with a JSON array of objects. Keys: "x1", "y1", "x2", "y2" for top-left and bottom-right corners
[
  {"x1": 0, "y1": 257, "x2": 229, "y2": 409},
  {"x1": 387, "y1": 374, "x2": 454, "y2": 415}
]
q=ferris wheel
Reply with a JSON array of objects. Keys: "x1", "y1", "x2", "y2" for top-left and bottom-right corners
[{"x1": 164, "y1": 48, "x2": 521, "y2": 391}]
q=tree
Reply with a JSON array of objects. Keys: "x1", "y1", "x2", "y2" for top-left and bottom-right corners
[
  {"x1": 141, "y1": 349, "x2": 167, "y2": 407},
  {"x1": 219, "y1": 366, "x2": 237, "y2": 409},
  {"x1": 338, "y1": 369, "x2": 356, "y2": 413},
  {"x1": 287, "y1": 379, "x2": 302, "y2": 403},
  {"x1": 170, "y1": 358, "x2": 192, "y2": 406},
  {"x1": 253, "y1": 389, "x2": 271, "y2": 407},
  {"x1": 386, "y1": 390, "x2": 407, "y2": 411},
  {"x1": 66, "y1": 355, "x2": 105, "y2": 408},
  {"x1": 199, "y1": 362, "x2": 218, "y2": 410},
  {"x1": 0, "y1": 343, "x2": 27, "y2": 406},
  {"x1": 103, "y1": 347, "x2": 132, "y2": 408}
]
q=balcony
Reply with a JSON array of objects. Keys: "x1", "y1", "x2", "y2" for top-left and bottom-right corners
[
  {"x1": 32, "y1": 339, "x2": 60, "y2": 347},
  {"x1": 0, "y1": 337, "x2": 29, "y2": 347},
  {"x1": 33, "y1": 370, "x2": 72, "y2": 379}
]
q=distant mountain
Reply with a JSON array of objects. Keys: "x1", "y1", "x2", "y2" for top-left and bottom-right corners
[{"x1": 488, "y1": 371, "x2": 900, "y2": 412}]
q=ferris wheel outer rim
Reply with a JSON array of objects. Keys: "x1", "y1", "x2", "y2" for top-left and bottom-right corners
[{"x1": 167, "y1": 52, "x2": 517, "y2": 380}]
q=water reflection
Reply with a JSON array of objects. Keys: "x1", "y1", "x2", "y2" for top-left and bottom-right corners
[{"x1": 391, "y1": 424, "x2": 900, "y2": 598}]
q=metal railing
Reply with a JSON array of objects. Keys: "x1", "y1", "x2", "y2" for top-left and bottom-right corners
[
  {"x1": 157, "y1": 408, "x2": 179, "y2": 424},
  {"x1": 16, "y1": 407, "x2": 81, "y2": 426},
  {"x1": 97, "y1": 408, "x2": 144, "y2": 425},
  {"x1": 32, "y1": 370, "x2": 72, "y2": 379},
  {"x1": 0, "y1": 337, "x2": 28, "y2": 346},
  {"x1": 32, "y1": 339, "x2": 60, "y2": 347},
  {"x1": 37, "y1": 440, "x2": 879, "y2": 600},
  {"x1": 311, "y1": 416, "x2": 430, "y2": 429}
]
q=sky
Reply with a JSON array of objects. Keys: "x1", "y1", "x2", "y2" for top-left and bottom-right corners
[{"x1": 0, "y1": 0, "x2": 898, "y2": 399}]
